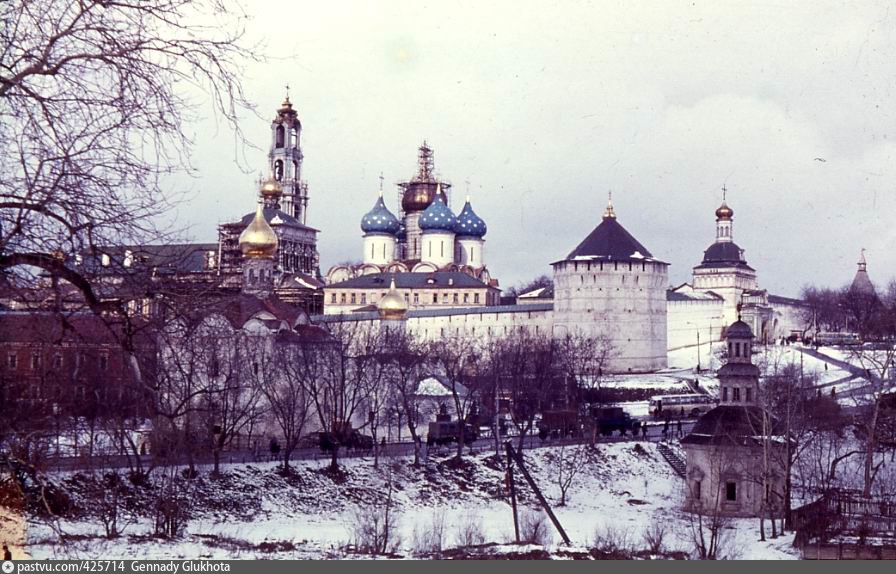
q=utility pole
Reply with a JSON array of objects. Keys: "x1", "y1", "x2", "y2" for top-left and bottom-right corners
[
  {"x1": 506, "y1": 442, "x2": 572, "y2": 545},
  {"x1": 505, "y1": 442, "x2": 520, "y2": 543}
]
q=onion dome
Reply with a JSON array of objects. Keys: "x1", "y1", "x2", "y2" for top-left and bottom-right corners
[
  {"x1": 377, "y1": 277, "x2": 407, "y2": 320},
  {"x1": 454, "y1": 196, "x2": 487, "y2": 238},
  {"x1": 715, "y1": 201, "x2": 734, "y2": 220},
  {"x1": 239, "y1": 203, "x2": 278, "y2": 259},
  {"x1": 419, "y1": 185, "x2": 456, "y2": 233},
  {"x1": 361, "y1": 194, "x2": 400, "y2": 235},
  {"x1": 260, "y1": 176, "x2": 282, "y2": 200}
]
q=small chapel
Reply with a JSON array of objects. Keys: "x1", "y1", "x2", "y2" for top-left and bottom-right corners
[{"x1": 681, "y1": 319, "x2": 787, "y2": 518}]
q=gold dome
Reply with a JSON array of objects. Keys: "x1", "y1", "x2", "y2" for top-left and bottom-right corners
[
  {"x1": 239, "y1": 203, "x2": 278, "y2": 259},
  {"x1": 715, "y1": 201, "x2": 734, "y2": 220},
  {"x1": 377, "y1": 277, "x2": 407, "y2": 320},
  {"x1": 260, "y1": 176, "x2": 282, "y2": 199}
]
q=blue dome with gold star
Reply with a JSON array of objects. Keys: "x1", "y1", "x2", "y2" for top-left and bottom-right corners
[
  {"x1": 419, "y1": 194, "x2": 457, "y2": 233},
  {"x1": 454, "y1": 199, "x2": 487, "y2": 238},
  {"x1": 361, "y1": 195, "x2": 400, "y2": 235}
]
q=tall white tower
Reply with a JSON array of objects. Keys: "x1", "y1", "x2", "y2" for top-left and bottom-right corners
[
  {"x1": 552, "y1": 197, "x2": 669, "y2": 373},
  {"x1": 269, "y1": 92, "x2": 308, "y2": 223}
]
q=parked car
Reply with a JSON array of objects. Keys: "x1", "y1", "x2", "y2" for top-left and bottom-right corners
[
  {"x1": 427, "y1": 420, "x2": 478, "y2": 446},
  {"x1": 590, "y1": 406, "x2": 635, "y2": 436},
  {"x1": 314, "y1": 429, "x2": 374, "y2": 452}
]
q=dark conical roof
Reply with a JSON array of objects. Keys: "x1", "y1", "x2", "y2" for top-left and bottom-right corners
[
  {"x1": 563, "y1": 215, "x2": 658, "y2": 262},
  {"x1": 697, "y1": 242, "x2": 754, "y2": 270},
  {"x1": 850, "y1": 270, "x2": 875, "y2": 295}
]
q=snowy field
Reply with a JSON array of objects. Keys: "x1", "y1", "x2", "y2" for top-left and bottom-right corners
[{"x1": 26, "y1": 443, "x2": 798, "y2": 560}]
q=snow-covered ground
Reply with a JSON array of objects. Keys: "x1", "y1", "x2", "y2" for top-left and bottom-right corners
[{"x1": 26, "y1": 443, "x2": 799, "y2": 560}]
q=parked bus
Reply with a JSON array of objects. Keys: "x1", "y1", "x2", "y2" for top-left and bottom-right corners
[
  {"x1": 813, "y1": 332, "x2": 860, "y2": 347},
  {"x1": 649, "y1": 393, "x2": 716, "y2": 419}
]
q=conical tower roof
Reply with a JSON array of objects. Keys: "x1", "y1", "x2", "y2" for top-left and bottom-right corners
[
  {"x1": 850, "y1": 249, "x2": 875, "y2": 295},
  {"x1": 560, "y1": 196, "x2": 663, "y2": 263}
]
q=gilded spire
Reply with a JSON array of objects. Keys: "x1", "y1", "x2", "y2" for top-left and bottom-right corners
[{"x1": 603, "y1": 191, "x2": 616, "y2": 219}]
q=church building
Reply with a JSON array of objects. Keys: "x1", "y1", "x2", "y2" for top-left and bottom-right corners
[
  {"x1": 681, "y1": 320, "x2": 787, "y2": 518},
  {"x1": 324, "y1": 142, "x2": 498, "y2": 314}
]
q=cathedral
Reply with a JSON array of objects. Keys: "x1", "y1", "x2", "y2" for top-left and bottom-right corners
[{"x1": 324, "y1": 143, "x2": 500, "y2": 314}]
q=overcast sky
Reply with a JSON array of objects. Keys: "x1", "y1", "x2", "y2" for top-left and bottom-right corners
[{"x1": 174, "y1": 0, "x2": 896, "y2": 296}]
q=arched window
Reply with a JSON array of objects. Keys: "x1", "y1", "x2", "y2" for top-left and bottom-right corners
[{"x1": 275, "y1": 125, "x2": 285, "y2": 148}]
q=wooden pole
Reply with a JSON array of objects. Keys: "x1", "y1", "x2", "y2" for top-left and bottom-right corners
[
  {"x1": 505, "y1": 441, "x2": 520, "y2": 543},
  {"x1": 508, "y1": 442, "x2": 572, "y2": 545}
]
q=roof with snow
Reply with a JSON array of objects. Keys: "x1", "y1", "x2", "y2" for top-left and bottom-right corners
[
  {"x1": 667, "y1": 283, "x2": 724, "y2": 302},
  {"x1": 557, "y1": 214, "x2": 665, "y2": 264},
  {"x1": 517, "y1": 285, "x2": 555, "y2": 300}
]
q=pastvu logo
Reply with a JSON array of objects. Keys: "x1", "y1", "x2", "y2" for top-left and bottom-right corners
[{"x1": 2, "y1": 560, "x2": 14, "y2": 573}]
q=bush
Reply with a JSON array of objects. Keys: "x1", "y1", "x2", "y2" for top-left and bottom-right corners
[
  {"x1": 593, "y1": 524, "x2": 633, "y2": 555},
  {"x1": 411, "y1": 513, "x2": 447, "y2": 555},
  {"x1": 642, "y1": 522, "x2": 667, "y2": 554},
  {"x1": 348, "y1": 505, "x2": 401, "y2": 555},
  {"x1": 453, "y1": 512, "x2": 486, "y2": 548},
  {"x1": 521, "y1": 509, "x2": 552, "y2": 546}
]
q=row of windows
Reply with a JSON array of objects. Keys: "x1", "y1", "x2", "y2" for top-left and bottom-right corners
[
  {"x1": 558, "y1": 274, "x2": 664, "y2": 288},
  {"x1": 693, "y1": 480, "x2": 738, "y2": 502},
  {"x1": 566, "y1": 260, "x2": 666, "y2": 273},
  {"x1": 728, "y1": 341, "x2": 752, "y2": 357},
  {"x1": 722, "y1": 386, "x2": 753, "y2": 403},
  {"x1": 6, "y1": 352, "x2": 108, "y2": 371},
  {"x1": 329, "y1": 291, "x2": 485, "y2": 306}
]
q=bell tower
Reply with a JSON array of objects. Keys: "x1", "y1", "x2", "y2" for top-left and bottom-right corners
[{"x1": 269, "y1": 88, "x2": 308, "y2": 223}]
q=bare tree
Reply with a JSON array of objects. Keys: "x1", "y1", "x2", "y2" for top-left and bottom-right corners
[
  {"x1": 428, "y1": 335, "x2": 480, "y2": 459},
  {"x1": 204, "y1": 330, "x2": 266, "y2": 475},
  {"x1": 298, "y1": 320, "x2": 375, "y2": 471},
  {"x1": 1, "y1": 0, "x2": 261, "y2": 396},
  {"x1": 551, "y1": 443, "x2": 589, "y2": 506},
  {"x1": 380, "y1": 330, "x2": 427, "y2": 466},
  {"x1": 260, "y1": 335, "x2": 314, "y2": 472}
]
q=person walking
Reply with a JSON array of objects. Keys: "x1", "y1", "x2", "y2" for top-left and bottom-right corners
[
  {"x1": 662, "y1": 418, "x2": 669, "y2": 441},
  {"x1": 3, "y1": 544, "x2": 12, "y2": 560},
  {"x1": 642, "y1": 421, "x2": 649, "y2": 439},
  {"x1": 677, "y1": 418, "x2": 683, "y2": 438}
]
